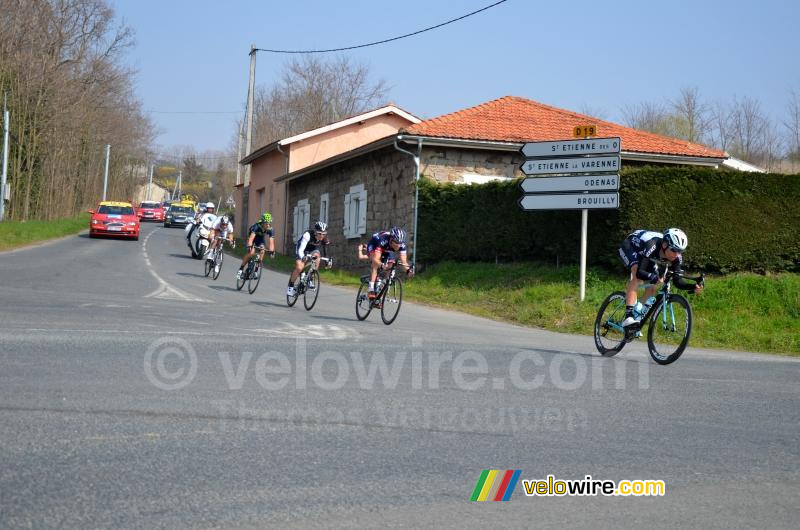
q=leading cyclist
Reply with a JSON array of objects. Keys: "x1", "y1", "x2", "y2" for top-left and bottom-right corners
[{"x1": 618, "y1": 227, "x2": 703, "y2": 327}]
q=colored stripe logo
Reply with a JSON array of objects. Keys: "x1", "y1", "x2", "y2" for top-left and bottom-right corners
[{"x1": 470, "y1": 470, "x2": 522, "y2": 501}]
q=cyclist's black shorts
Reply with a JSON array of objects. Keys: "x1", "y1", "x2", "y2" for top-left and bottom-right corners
[
  {"x1": 618, "y1": 238, "x2": 639, "y2": 270},
  {"x1": 252, "y1": 235, "x2": 266, "y2": 248}
]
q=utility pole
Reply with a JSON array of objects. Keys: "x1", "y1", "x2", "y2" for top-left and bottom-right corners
[
  {"x1": 147, "y1": 164, "x2": 154, "y2": 201},
  {"x1": 177, "y1": 170, "x2": 182, "y2": 199},
  {"x1": 102, "y1": 144, "x2": 111, "y2": 201},
  {"x1": 1, "y1": 94, "x2": 9, "y2": 221},
  {"x1": 245, "y1": 44, "x2": 256, "y2": 187}
]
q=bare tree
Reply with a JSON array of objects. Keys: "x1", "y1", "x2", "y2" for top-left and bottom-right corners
[
  {"x1": 670, "y1": 87, "x2": 711, "y2": 144},
  {"x1": 576, "y1": 103, "x2": 608, "y2": 121},
  {"x1": 728, "y1": 96, "x2": 772, "y2": 164},
  {"x1": 249, "y1": 54, "x2": 389, "y2": 148},
  {"x1": 784, "y1": 89, "x2": 800, "y2": 171},
  {"x1": 709, "y1": 100, "x2": 733, "y2": 152},
  {"x1": 0, "y1": 0, "x2": 152, "y2": 220},
  {"x1": 620, "y1": 101, "x2": 673, "y2": 136}
]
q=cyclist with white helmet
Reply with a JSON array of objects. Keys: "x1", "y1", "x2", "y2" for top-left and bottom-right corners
[
  {"x1": 357, "y1": 226, "x2": 414, "y2": 300},
  {"x1": 238, "y1": 212, "x2": 276, "y2": 280},
  {"x1": 618, "y1": 227, "x2": 703, "y2": 327},
  {"x1": 206, "y1": 214, "x2": 235, "y2": 258},
  {"x1": 287, "y1": 221, "x2": 331, "y2": 297}
]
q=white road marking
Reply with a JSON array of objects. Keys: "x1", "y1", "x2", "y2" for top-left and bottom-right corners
[
  {"x1": 232, "y1": 322, "x2": 361, "y2": 340},
  {"x1": 141, "y1": 228, "x2": 208, "y2": 302}
]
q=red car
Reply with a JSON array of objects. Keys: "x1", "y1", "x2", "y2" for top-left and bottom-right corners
[
  {"x1": 89, "y1": 201, "x2": 140, "y2": 240},
  {"x1": 138, "y1": 201, "x2": 165, "y2": 222}
]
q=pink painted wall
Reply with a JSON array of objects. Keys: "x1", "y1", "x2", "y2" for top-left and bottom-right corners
[{"x1": 247, "y1": 113, "x2": 416, "y2": 253}]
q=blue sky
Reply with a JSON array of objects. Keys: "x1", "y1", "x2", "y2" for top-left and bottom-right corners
[{"x1": 110, "y1": 0, "x2": 800, "y2": 155}]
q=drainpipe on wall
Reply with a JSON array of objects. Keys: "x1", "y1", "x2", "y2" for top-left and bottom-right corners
[
  {"x1": 277, "y1": 143, "x2": 290, "y2": 254},
  {"x1": 393, "y1": 135, "x2": 422, "y2": 269}
]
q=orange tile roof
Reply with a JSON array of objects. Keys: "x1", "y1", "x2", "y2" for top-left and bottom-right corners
[{"x1": 403, "y1": 96, "x2": 726, "y2": 159}]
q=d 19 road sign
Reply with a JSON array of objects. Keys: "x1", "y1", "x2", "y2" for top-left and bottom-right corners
[
  {"x1": 520, "y1": 137, "x2": 621, "y2": 158},
  {"x1": 519, "y1": 192, "x2": 619, "y2": 210},
  {"x1": 520, "y1": 175, "x2": 619, "y2": 193},
  {"x1": 520, "y1": 155, "x2": 620, "y2": 175}
]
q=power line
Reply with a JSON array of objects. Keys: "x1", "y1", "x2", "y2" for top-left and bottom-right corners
[
  {"x1": 145, "y1": 110, "x2": 241, "y2": 114},
  {"x1": 255, "y1": 0, "x2": 508, "y2": 54}
]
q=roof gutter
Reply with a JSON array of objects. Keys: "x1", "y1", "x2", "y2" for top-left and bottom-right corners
[
  {"x1": 394, "y1": 135, "x2": 422, "y2": 269},
  {"x1": 619, "y1": 151, "x2": 726, "y2": 167},
  {"x1": 397, "y1": 134, "x2": 521, "y2": 152}
]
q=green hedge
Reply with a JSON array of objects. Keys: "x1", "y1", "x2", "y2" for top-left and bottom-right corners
[{"x1": 417, "y1": 167, "x2": 800, "y2": 273}]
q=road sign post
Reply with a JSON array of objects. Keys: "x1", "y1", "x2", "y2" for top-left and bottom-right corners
[{"x1": 518, "y1": 135, "x2": 621, "y2": 301}]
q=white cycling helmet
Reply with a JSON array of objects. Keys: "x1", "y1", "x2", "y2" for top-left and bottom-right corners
[
  {"x1": 663, "y1": 228, "x2": 688, "y2": 251},
  {"x1": 205, "y1": 202, "x2": 215, "y2": 210}
]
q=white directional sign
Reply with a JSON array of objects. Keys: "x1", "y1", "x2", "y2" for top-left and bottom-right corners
[
  {"x1": 520, "y1": 137, "x2": 621, "y2": 158},
  {"x1": 520, "y1": 175, "x2": 619, "y2": 193},
  {"x1": 521, "y1": 155, "x2": 620, "y2": 175},
  {"x1": 518, "y1": 192, "x2": 620, "y2": 210}
]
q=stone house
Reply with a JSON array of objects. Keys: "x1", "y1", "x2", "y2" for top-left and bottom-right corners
[
  {"x1": 236, "y1": 104, "x2": 420, "y2": 251},
  {"x1": 278, "y1": 95, "x2": 729, "y2": 270}
]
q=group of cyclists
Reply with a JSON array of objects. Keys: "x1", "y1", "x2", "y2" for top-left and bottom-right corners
[
  {"x1": 184, "y1": 201, "x2": 701, "y2": 325},
  {"x1": 184, "y1": 202, "x2": 414, "y2": 301}
]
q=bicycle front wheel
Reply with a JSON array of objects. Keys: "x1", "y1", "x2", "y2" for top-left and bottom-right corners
[
  {"x1": 236, "y1": 261, "x2": 249, "y2": 291},
  {"x1": 212, "y1": 250, "x2": 223, "y2": 280},
  {"x1": 647, "y1": 294, "x2": 692, "y2": 365},
  {"x1": 355, "y1": 281, "x2": 373, "y2": 320},
  {"x1": 286, "y1": 275, "x2": 300, "y2": 307},
  {"x1": 204, "y1": 256, "x2": 213, "y2": 277},
  {"x1": 593, "y1": 291, "x2": 628, "y2": 356},
  {"x1": 380, "y1": 278, "x2": 403, "y2": 325},
  {"x1": 248, "y1": 262, "x2": 261, "y2": 294},
  {"x1": 303, "y1": 270, "x2": 320, "y2": 310}
]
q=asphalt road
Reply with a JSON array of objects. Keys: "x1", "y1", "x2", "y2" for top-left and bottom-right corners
[{"x1": 1, "y1": 223, "x2": 798, "y2": 529}]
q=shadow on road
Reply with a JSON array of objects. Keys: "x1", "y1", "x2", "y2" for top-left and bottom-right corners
[
  {"x1": 309, "y1": 314, "x2": 357, "y2": 323},
  {"x1": 250, "y1": 300, "x2": 289, "y2": 309},
  {"x1": 176, "y1": 271, "x2": 206, "y2": 279},
  {"x1": 168, "y1": 253, "x2": 195, "y2": 260},
  {"x1": 207, "y1": 285, "x2": 239, "y2": 293}
]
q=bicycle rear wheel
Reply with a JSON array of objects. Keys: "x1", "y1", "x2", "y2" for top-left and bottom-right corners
[
  {"x1": 594, "y1": 291, "x2": 628, "y2": 356},
  {"x1": 247, "y1": 262, "x2": 261, "y2": 294},
  {"x1": 380, "y1": 278, "x2": 403, "y2": 325},
  {"x1": 212, "y1": 250, "x2": 223, "y2": 280},
  {"x1": 303, "y1": 270, "x2": 320, "y2": 310},
  {"x1": 647, "y1": 294, "x2": 692, "y2": 365},
  {"x1": 355, "y1": 281, "x2": 373, "y2": 320}
]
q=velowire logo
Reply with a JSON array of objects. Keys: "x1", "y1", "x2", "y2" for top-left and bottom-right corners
[{"x1": 470, "y1": 470, "x2": 522, "y2": 501}]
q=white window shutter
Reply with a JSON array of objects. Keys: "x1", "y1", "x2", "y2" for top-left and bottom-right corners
[
  {"x1": 357, "y1": 189, "x2": 367, "y2": 235},
  {"x1": 343, "y1": 193, "x2": 351, "y2": 237},
  {"x1": 292, "y1": 206, "x2": 299, "y2": 240}
]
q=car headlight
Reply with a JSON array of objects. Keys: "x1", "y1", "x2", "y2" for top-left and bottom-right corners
[
  {"x1": 128, "y1": 222, "x2": 137, "y2": 226},
  {"x1": 92, "y1": 219, "x2": 100, "y2": 225}
]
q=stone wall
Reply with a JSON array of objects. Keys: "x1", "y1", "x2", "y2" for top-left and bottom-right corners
[
  {"x1": 420, "y1": 146, "x2": 522, "y2": 183},
  {"x1": 286, "y1": 146, "x2": 416, "y2": 270}
]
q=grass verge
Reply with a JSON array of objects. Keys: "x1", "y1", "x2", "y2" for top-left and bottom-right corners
[
  {"x1": 228, "y1": 240, "x2": 799, "y2": 355},
  {"x1": 0, "y1": 214, "x2": 90, "y2": 251}
]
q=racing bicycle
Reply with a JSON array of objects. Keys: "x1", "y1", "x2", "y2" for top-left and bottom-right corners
[
  {"x1": 287, "y1": 255, "x2": 333, "y2": 310},
  {"x1": 204, "y1": 237, "x2": 234, "y2": 280},
  {"x1": 236, "y1": 244, "x2": 271, "y2": 294},
  {"x1": 355, "y1": 257, "x2": 409, "y2": 325},
  {"x1": 594, "y1": 269, "x2": 705, "y2": 365}
]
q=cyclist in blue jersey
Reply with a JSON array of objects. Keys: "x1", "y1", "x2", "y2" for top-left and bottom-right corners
[
  {"x1": 287, "y1": 221, "x2": 331, "y2": 297},
  {"x1": 357, "y1": 226, "x2": 414, "y2": 300},
  {"x1": 618, "y1": 227, "x2": 703, "y2": 327},
  {"x1": 237, "y1": 212, "x2": 276, "y2": 280}
]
